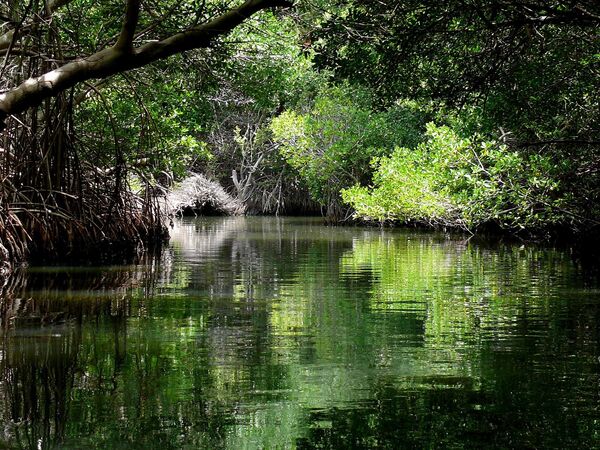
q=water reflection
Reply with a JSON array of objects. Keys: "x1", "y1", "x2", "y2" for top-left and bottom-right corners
[{"x1": 0, "y1": 217, "x2": 599, "y2": 449}]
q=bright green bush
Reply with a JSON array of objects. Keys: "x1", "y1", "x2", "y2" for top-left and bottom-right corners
[
  {"x1": 342, "y1": 123, "x2": 572, "y2": 232},
  {"x1": 271, "y1": 84, "x2": 427, "y2": 216}
]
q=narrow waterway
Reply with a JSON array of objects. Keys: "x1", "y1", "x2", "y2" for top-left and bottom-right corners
[{"x1": 1, "y1": 217, "x2": 599, "y2": 449}]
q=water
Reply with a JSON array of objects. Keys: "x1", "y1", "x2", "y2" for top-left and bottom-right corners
[{"x1": 1, "y1": 217, "x2": 600, "y2": 449}]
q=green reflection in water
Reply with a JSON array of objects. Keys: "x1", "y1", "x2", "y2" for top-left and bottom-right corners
[{"x1": 0, "y1": 217, "x2": 599, "y2": 449}]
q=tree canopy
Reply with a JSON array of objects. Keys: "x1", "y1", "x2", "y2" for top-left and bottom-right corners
[
  {"x1": 0, "y1": 0, "x2": 293, "y2": 129},
  {"x1": 0, "y1": 0, "x2": 599, "y2": 266}
]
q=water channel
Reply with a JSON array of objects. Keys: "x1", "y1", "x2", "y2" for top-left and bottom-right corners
[{"x1": 1, "y1": 217, "x2": 599, "y2": 448}]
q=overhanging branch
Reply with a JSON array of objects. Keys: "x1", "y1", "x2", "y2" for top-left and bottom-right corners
[{"x1": 0, "y1": 0, "x2": 293, "y2": 130}]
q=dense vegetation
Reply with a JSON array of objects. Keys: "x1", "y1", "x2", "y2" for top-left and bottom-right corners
[
  {"x1": 0, "y1": 0, "x2": 599, "y2": 268},
  {"x1": 312, "y1": 0, "x2": 600, "y2": 236}
]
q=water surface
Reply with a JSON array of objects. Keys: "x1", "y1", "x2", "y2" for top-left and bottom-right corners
[{"x1": 1, "y1": 217, "x2": 599, "y2": 449}]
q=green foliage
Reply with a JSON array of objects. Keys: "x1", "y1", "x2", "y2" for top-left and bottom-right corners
[
  {"x1": 224, "y1": 12, "x2": 322, "y2": 111},
  {"x1": 343, "y1": 123, "x2": 572, "y2": 232},
  {"x1": 76, "y1": 64, "x2": 214, "y2": 180},
  {"x1": 271, "y1": 84, "x2": 427, "y2": 214},
  {"x1": 309, "y1": 1, "x2": 600, "y2": 234},
  {"x1": 4, "y1": 0, "x2": 598, "y2": 242},
  {"x1": 74, "y1": 9, "x2": 317, "y2": 186}
]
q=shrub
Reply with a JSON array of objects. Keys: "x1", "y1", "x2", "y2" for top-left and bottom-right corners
[
  {"x1": 271, "y1": 84, "x2": 427, "y2": 217},
  {"x1": 342, "y1": 123, "x2": 571, "y2": 232}
]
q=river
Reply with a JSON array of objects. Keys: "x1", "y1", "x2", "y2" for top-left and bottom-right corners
[{"x1": 1, "y1": 217, "x2": 599, "y2": 448}]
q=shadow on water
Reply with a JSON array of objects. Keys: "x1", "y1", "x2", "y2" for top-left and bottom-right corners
[{"x1": 0, "y1": 217, "x2": 599, "y2": 449}]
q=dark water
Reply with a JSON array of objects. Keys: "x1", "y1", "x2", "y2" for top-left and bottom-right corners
[{"x1": 1, "y1": 217, "x2": 600, "y2": 449}]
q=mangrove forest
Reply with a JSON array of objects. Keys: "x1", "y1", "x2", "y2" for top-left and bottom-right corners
[{"x1": 0, "y1": 0, "x2": 599, "y2": 448}]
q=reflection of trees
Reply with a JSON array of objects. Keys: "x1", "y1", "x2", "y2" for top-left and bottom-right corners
[
  {"x1": 0, "y1": 261, "x2": 157, "y2": 449},
  {"x1": 168, "y1": 216, "x2": 364, "y2": 390},
  {"x1": 0, "y1": 218, "x2": 598, "y2": 448},
  {"x1": 0, "y1": 328, "x2": 81, "y2": 449},
  {"x1": 340, "y1": 232, "x2": 583, "y2": 341},
  {"x1": 168, "y1": 216, "x2": 359, "y2": 299},
  {"x1": 293, "y1": 232, "x2": 600, "y2": 449},
  {"x1": 0, "y1": 240, "x2": 260, "y2": 449},
  {"x1": 0, "y1": 306, "x2": 131, "y2": 449},
  {"x1": 160, "y1": 219, "x2": 600, "y2": 448}
]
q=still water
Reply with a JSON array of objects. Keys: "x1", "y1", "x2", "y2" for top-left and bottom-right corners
[{"x1": 1, "y1": 217, "x2": 600, "y2": 449}]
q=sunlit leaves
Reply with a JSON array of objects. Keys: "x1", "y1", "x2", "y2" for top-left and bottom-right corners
[{"x1": 343, "y1": 123, "x2": 573, "y2": 232}]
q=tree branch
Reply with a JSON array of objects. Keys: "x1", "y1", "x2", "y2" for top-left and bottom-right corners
[
  {"x1": 516, "y1": 139, "x2": 600, "y2": 147},
  {"x1": 115, "y1": 0, "x2": 141, "y2": 51},
  {"x1": 47, "y1": 0, "x2": 76, "y2": 14},
  {"x1": 0, "y1": 0, "x2": 293, "y2": 130},
  {"x1": 0, "y1": 0, "x2": 78, "y2": 51}
]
